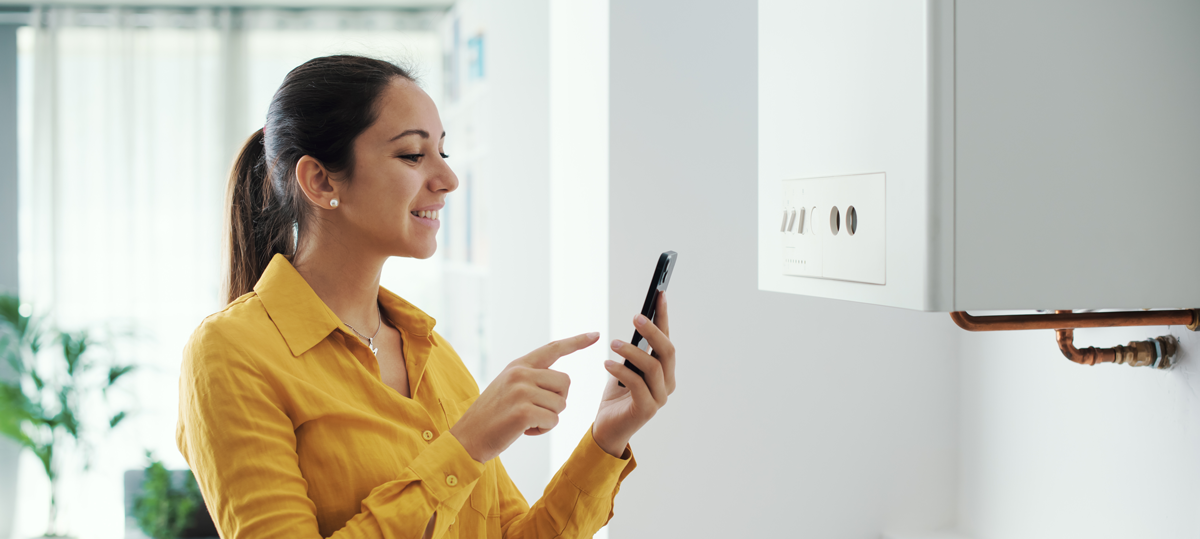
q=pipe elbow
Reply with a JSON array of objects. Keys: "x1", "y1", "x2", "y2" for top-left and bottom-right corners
[
  {"x1": 950, "y1": 311, "x2": 978, "y2": 331},
  {"x1": 1055, "y1": 328, "x2": 1082, "y2": 364}
]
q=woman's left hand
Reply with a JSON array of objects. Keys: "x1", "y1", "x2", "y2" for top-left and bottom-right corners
[{"x1": 593, "y1": 293, "x2": 676, "y2": 458}]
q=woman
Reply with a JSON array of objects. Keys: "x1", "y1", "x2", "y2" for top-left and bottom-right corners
[{"x1": 176, "y1": 55, "x2": 677, "y2": 539}]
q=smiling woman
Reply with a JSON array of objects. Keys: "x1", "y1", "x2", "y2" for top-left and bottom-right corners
[
  {"x1": 10, "y1": 10, "x2": 463, "y2": 536},
  {"x1": 225, "y1": 56, "x2": 426, "y2": 302},
  {"x1": 289, "y1": 77, "x2": 455, "y2": 270},
  {"x1": 175, "y1": 54, "x2": 659, "y2": 539}
]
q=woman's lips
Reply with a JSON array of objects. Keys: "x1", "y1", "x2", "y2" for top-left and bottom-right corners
[{"x1": 410, "y1": 209, "x2": 440, "y2": 228}]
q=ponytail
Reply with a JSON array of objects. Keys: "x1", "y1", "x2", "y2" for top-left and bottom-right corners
[
  {"x1": 226, "y1": 128, "x2": 288, "y2": 304},
  {"x1": 223, "y1": 55, "x2": 415, "y2": 304}
]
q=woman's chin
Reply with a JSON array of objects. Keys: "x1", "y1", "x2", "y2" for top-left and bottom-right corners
[
  {"x1": 411, "y1": 242, "x2": 438, "y2": 260},
  {"x1": 387, "y1": 234, "x2": 437, "y2": 260}
]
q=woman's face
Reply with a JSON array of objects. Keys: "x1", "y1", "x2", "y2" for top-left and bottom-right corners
[{"x1": 335, "y1": 78, "x2": 458, "y2": 259}]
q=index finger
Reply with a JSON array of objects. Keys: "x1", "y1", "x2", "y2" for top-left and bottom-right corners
[{"x1": 521, "y1": 332, "x2": 600, "y2": 369}]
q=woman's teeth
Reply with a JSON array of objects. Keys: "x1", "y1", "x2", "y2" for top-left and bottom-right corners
[{"x1": 412, "y1": 210, "x2": 440, "y2": 220}]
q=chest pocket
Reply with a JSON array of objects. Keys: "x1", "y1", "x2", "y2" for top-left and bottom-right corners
[{"x1": 440, "y1": 395, "x2": 499, "y2": 517}]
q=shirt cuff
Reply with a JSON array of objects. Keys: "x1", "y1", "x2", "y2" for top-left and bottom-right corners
[
  {"x1": 562, "y1": 424, "x2": 638, "y2": 498},
  {"x1": 407, "y1": 430, "x2": 487, "y2": 504}
]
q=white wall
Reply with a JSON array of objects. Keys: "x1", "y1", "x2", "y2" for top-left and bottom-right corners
[
  {"x1": 959, "y1": 325, "x2": 1200, "y2": 539},
  {"x1": 477, "y1": 0, "x2": 555, "y2": 501},
  {"x1": 477, "y1": 1, "x2": 617, "y2": 516},
  {"x1": 609, "y1": 3, "x2": 1200, "y2": 537},
  {"x1": 608, "y1": 1, "x2": 960, "y2": 537},
  {"x1": 546, "y1": 0, "x2": 612, "y2": 501}
]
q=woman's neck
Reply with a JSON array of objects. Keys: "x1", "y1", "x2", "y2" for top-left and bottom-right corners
[{"x1": 291, "y1": 229, "x2": 387, "y2": 333}]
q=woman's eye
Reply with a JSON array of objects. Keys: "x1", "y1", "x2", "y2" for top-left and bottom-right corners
[
  {"x1": 440, "y1": 152, "x2": 450, "y2": 159},
  {"x1": 399, "y1": 154, "x2": 424, "y2": 162}
]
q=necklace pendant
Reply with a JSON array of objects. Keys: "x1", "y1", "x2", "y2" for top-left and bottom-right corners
[{"x1": 367, "y1": 338, "x2": 378, "y2": 356}]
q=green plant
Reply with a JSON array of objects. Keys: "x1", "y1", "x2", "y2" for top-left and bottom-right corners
[
  {"x1": 134, "y1": 451, "x2": 204, "y2": 539},
  {"x1": 0, "y1": 293, "x2": 135, "y2": 537}
]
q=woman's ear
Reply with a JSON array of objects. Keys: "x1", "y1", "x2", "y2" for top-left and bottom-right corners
[{"x1": 295, "y1": 155, "x2": 341, "y2": 209}]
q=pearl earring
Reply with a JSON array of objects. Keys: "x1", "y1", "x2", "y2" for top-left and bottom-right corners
[{"x1": 330, "y1": 199, "x2": 339, "y2": 208}]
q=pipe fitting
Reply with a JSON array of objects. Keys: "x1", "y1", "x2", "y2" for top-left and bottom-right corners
[
  {"x1": 1056, "y1": 329, "x2": 1178, "y2": 369},
  {"x1": 951, "y1": 309, "x2": 1191, "y2": 370}
]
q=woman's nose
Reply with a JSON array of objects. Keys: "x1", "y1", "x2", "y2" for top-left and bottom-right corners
[{"x1": 431, "y1": 157, "x2": 459, "y2": 193}]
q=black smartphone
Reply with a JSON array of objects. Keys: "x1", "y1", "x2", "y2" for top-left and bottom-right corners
[{"x1": 618, "y1": 251, "x2": 678, "y2": 388}]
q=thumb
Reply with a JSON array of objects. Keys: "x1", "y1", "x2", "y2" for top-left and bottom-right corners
[{"x1": 520, "y1": 332, "x2": 600, "y2": 369}]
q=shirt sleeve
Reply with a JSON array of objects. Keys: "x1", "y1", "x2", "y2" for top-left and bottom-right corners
[
  {"x1": 496, "y1": 425, "x2": 637, "y2": 538},
  {"x1": 176, "y1": 322, "x2": 484, "y2": 539}
]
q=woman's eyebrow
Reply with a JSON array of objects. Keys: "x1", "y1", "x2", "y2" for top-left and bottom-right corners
[{"x1": 388, "y1": 130, "x2": 447, "y2": 142}]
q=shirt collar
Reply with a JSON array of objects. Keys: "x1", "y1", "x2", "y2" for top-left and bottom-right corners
[{"x1": 254, "y1": 253, "x2": 436, "y2": 357}]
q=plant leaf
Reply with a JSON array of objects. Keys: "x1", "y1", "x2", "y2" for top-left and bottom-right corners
[
  {"x1": 109, "y1": 411, "x2": 127, "y2": 428},
  {"x1": 29, "y1": 368, "x2": 43, "y2": 391},
  {"x1": 53, "y1": 389, "x2": 80, "y2": 440},
  {"x1": 107, "y1": 364, "x2": 135, "y2": 387},
  {"x1": 25, "y1": 315, "x2": 46, "y2": 354},
  {"x1": 0, "y1": 294, "x2": 19, "y2": 330},
  {"x1": 32, "y1": 442, "x2": 53, "y2": 480},
  {"x1": 0, "y1": 383, "x2": 38, "y2": 451},
  {"x1": 1, "y1": 337, "x2": 23, "y2": 377},
  {"x1": 134, "y1": 455, "x2": 204, "y2": 539},
  {"x1": 59, "y1": 331, "x2": 89, "y2": 377}
]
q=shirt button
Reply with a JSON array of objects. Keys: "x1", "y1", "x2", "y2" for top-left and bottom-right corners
[
  {"x1": 422, "y1": 430, "x2": 434, "y2": 441},
  {"x1": 446, "y1": 475, "x2": 458, "y2": 486}
]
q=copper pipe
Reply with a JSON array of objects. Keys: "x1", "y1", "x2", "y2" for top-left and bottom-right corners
[
  {"x1": 950, "y1": 309, "x2": 1199, "y2": 332},
  {"x1": 1055, "y1": 327, "x2": 1178, "y2": 369}
]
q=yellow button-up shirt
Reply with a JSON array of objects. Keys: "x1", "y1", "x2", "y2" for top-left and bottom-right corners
[{"x1": 177, "y1": 254, "x2": 637, "y2": 538}]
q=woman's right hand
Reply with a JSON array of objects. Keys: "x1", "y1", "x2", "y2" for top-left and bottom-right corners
[{"x1": 449, "y1": 332, "x2": 600, "y2": 463}]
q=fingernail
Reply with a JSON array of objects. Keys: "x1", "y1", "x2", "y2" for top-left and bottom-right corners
[
  {"x1": 586, "y1": 332, "x2": 599, "y2": 339},
  {"x1": 634, "y1": 314, "x2": 648, "y2": 327},
  {"x1": 604, "y1": 360, "x2": 617, "y2": 368},
  {"x1": 611, "y1": 339, "x2": 622, "y2": 350}
]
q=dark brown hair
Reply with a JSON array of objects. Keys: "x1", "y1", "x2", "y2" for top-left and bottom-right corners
[{"x1": 225, "y1": 55, "x2": 413, "y2": 304}]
